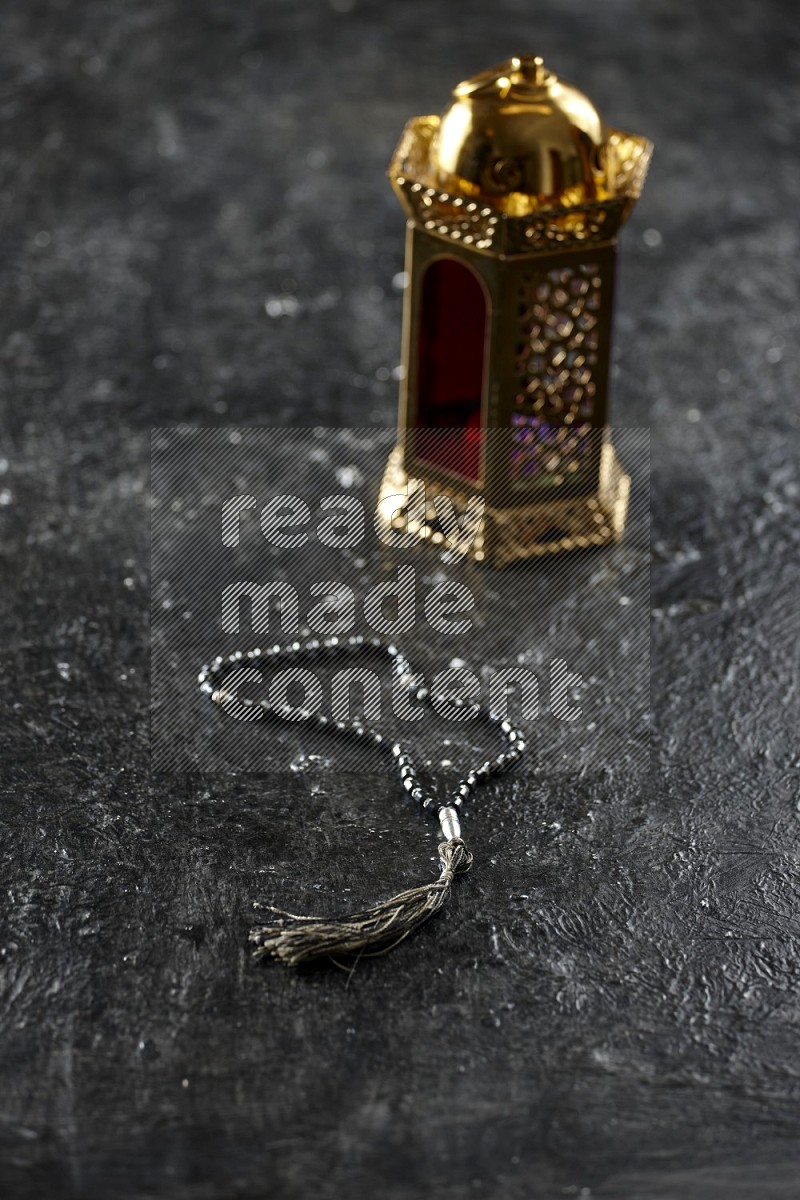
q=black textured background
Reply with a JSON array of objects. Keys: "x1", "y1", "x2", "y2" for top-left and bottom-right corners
[{"x1": 1, "y1": 2, "x2": 799, "y2": 1198}]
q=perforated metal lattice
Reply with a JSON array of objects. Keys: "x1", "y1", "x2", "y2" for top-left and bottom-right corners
[{"x1": 511, "y1": 263, "x2": 602, "y2": 486}]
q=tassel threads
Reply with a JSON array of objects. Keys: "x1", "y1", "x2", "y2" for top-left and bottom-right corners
[{"x1": 249, "y1": 832, "x2": 472, "y2": 968}]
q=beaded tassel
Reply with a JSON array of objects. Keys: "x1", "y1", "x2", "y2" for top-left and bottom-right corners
[
  {"x1": 250, "y1": 811, "x2": 470, "y2": 968},
  {"x1": 198, "y1": 636, "x2": 525, "y2": 968}
]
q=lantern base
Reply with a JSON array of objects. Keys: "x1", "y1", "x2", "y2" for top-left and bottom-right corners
[{"x1": 377, "y1": 441, "x2": 630, "y2": 568}]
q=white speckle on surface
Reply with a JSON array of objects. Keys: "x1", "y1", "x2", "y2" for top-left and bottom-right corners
[
  {"x1": 642, "y1": 228, "x2": 662, "y2": 247},
  {"x1": 0, "y1": 488, "x2": 12, "y2": 506},
  {"x1": 123, "y1": 576, "x2": 135, "y2": 589},
  {"x1": 766, "y1": 346, "x2": 782, "y2": 363},
  {"x1": 264, "y1": 295, "x2": 300, "y2": 318},
  {"x1": 335, "y1": 464, "x2": 363, "y2": 489},
  {"x1": 290, "y1": 754, "x2": 333, "y2": 772},
  {"x1": 686, "y1": 408, "x2": 701, "y2": 423},
  {"x1": 392, "y1": 271, "x2": 409, "y2": 290},
  {"x1": 56, "y1": 662, "x2": 71, "y2": 681}
]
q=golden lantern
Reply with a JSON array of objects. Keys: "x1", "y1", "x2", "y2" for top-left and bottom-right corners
[{"x1": 378, "y1": 56, "x2": 652, "y2": 566}]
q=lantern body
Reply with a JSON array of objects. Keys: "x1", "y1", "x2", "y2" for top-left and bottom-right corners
[{"x1": 379, "y1": 57, "x2": 652, "y2": 566}]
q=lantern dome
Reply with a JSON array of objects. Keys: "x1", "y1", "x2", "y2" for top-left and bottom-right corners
[
  {"x1": 432, "y1": 56, "x2": 609, "y2": 215},
  {"x1": 389, "y1": 56, "x2": 651, "y2": 251}
]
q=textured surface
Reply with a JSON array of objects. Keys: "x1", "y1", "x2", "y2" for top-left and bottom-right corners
[{"x1": 1, "y1": 1, "x2": 799, "y2": 1198}]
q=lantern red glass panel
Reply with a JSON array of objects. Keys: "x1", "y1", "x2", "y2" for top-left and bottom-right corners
[{"x1": 415, "y1": 258, "x2": 487, "y2": 484}]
